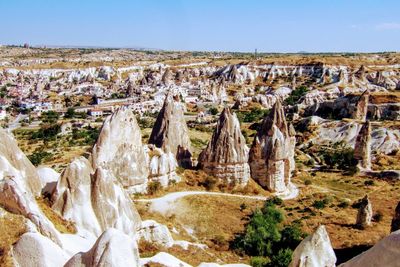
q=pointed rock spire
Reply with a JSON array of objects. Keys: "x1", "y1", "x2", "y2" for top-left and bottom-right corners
[
  {"x1": 91, "y1": 106, "x2": 149, "y2": 192},
  {"x1": 290, "y1": 225, "x2": 337, "y2": 267},
  {"x1": 354, "y1": 120, "x2": 372, "y2": 170},
  {"x1": 356, "y1": 195, "x2": 373, "y2": 229},
  {"x1": 198, "y1": 107, "x2": 250, "y2": 185},
  {"x1": 149, "y1": 93, "x2": 192, "y2": 168},
  {"x1": 249, "y1": 101, "x2": 296, "y2": 192},
  {"x1": 353, "y1": 90, "x2": 370, "y2": 121}
]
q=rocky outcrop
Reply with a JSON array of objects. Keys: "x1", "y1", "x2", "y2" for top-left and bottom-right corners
[
  {"x1": 0, "y1": 127, "x2": 41, "y2": 195},
  {"x1": 289, "y1": 225, "x2": 336, "y2": 267},
  {"x1": 354, "y1": 121, "x2": 372, "y2": 170},
  {"x1": 147, "y1": 145, "x2": 181, "y2": 188},
  {"x1": 249, "y1": 101, "x2": 296, "y2": 192},
  {"x1": 65, "y1": 228, "x2": 140, "y2": 267},
  {"x1": 353, "y1": 90, "x2": 369, "y2": 121},
  {"x1": 11, "y1": 232, "x2": 68, "y2": 267},
  {"x1": 390, "y1": 201, "x2": 400, "y2": 232},
  {"x1": 339, "y1": 230, "x2": 400, "y2": 267},
  {"x1": 91, "y1": 107, "x2": 149, "y2": 193},
  {"x1": 51, "y1": 157, "x2": 141, "y2": 238},
  {"x1": 356, "y1": 195, "x2": 373, "y2": 228},
  {"x1": 0, "y1": 127, "x2": 61, "y2": 246},
  {"x1": 198, "y1": 108, "x2": 250, "y2": 186},
  {"x1": 149, "y1": 94, "x2": 192, "y2": 168}
]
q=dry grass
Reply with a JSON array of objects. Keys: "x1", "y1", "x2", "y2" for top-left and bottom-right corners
[
  {"x1": 0, "y1": 211, "x2": 27, "y2": 267},
  {"x1": 288, "y1": 169, "x2": 400, "y2": 249},
  {"x1": 36, "y1": 197, "x2": 77, "y2": 234}
]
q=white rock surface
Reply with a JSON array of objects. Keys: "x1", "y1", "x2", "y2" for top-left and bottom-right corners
[
  {"x1": 36, "y1": 166, "x2": 59, "y2": 195},
  {"x1": 11, "y1": 232, "x2": 68, "y2": 267},
  {"x1": 146, "y1": 145, "x2": 181, "y2": 188},
  {"x1": 91, "y1": 106, "x2": 149, "y2": 193},
  {"x1": 290, "y1": 225, "x2": 336, "y2": 267},
  {"x1": 140, "y1": 252, "x2": 192, "y2": 267},
  {"x1": 65, "y1": 228, "x2": 140, "y2": 267},
  {"x1": 51, "y1": 157, "x2": 141, "y2": 239}
]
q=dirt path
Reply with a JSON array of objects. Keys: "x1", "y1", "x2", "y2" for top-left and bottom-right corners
[{"x1": 135, "y1": 183, "x2": 299, "y2": 215}]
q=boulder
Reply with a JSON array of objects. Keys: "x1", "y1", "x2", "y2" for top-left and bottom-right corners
[
  {"x1": 289, "y1": 225, "x2": 336, "y2": 267},
  {"x1": 198, "y1": 107, "x2": 250, "y2": 186},
  {"x1": 91, "y1": 107, "x2": 149, "y2": 193},
  {"x1": 65, "y1": 228, "x2": 140, "y2": 267},
  {"x1": 149, "y1": 94, "x2": 192, "y2": 168},
  {"x1": 249, "y1": 101, "x2": 296, "y2": 192},
  {"x1": 356, "y1": 195, "x2": 373, "y2": 228},
  {"x1": 11, "y1": 232, "x2": 68, "y2": 267}
]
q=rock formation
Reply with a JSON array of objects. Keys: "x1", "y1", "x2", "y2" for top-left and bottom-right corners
[
  {"x1": 51, "y1": 157, "x2": 141, "y2": 238},
  {"x1": 290, "y1": 225, "x2": 336, "y2": 267},
  {"x1": 91, "y1": 106, "x2": 149, "y2": 193},
  {"x1": 65, "y1": 228, "x2": 140, "y2": 267},
  {"x1": 353, "y1": 90, "x2": 369, "y2": 121},
  {"x1": 339, "y1": 230, "x2": 400, "y2": 267},
  {"x1": 0, "y1": 127, "x2": 61, "y2": 246},
  {"x1": 390, "y1": 201, "x2": 400, "y2": 232},
  {"x1": 356, "y1": 195, "x2": 373, "y2": 228},
  {"x1": 0, "y1": 127, "x2": 41, "y2": 195},
  {"x1": 249, "y1": 101, "x2": 296, "y2": 192},
  {"x1": 149, "y1": 94, "x2": 192, "y2": 168},
  {"x1": 11, "y1": 232, "x2": 68, "y2": 267},
  {"x1": 198, "y1": 107, "x2": 250, "y2": 186},
  {"x1": 354, "y1": 121, "x2": 372, "y2": 170},
  {"x1": 146, "y1": 145, "x2": 180, "y2": 188}
]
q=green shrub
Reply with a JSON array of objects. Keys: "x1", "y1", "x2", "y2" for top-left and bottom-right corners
[
  {"x1": 203, "y1": 176, "x2": 217, "y2": 191},
  {"x1": 304, "y1": 179, "x2": 312, "y2": 186},
  {"x1": 250, "y1": 256, "x2": 270, "y2": 267},
  {"x1": 269, "y1": 248, "x2": 293, "y2": 267},
  {"x1": 364, "y1": 180, "x2": 375, "y2": 186},
  {"x1": 147, "y1": 181, "x2": 161, "y2": 195},
  {"x1": 28, "y1": 151, "x2": 53, "y2": 166},
  {"x1": 209, "y1": 107, "x2": 219, "y2": 115},
  {"x1": 284, "y1": 86, "x2": 309, "y2": 106},
  {"x1": 312, "y1": 200, "x2": 326, "y2": 209},
  {"x1": 373, "y1": 211, "x2": 384, "y2": 222}
]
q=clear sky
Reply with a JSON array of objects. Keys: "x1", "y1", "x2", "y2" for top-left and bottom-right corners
[{"x1": 1, "y1": 0, "x2": 399, "y2": 52}]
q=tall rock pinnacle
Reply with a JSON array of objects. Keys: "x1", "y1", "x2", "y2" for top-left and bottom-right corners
[
  {"x1": 249, "y1": 101, "x2": 296, "y2": 192},
  {"x1": 353, "y1": 90, "x2": 369, "y2": 122},
  {"x1": 354, "y1": 120, "x2": 372, "y2": 170},
  {"x1": 198, "y1": 107, "x2": 250, "y2": 185},
  {"x1": 149, "y1": 94, "x2": 192, "y2": 168},
  {"x1": 91, "y1": 107, "x2": 149, "y2": 193}
]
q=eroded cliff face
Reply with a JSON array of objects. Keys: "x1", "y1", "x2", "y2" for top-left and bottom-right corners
[
  {"x1": 149, "y1": 94, "x2": 193, "y2": 168},
  {"x1": 249, "y1": 101, "x2": 296, "y2": 192},
  {"x1": 91, "y1": 107, "x2": 149, "y2": 193},
  {"x1": 198, "y1": 107, "x2": 250, "y2": 186}
]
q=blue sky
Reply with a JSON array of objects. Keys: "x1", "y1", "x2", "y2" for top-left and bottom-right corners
[{"x1": 1, "y1": 0, "x2": 399, "y2": 52}]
